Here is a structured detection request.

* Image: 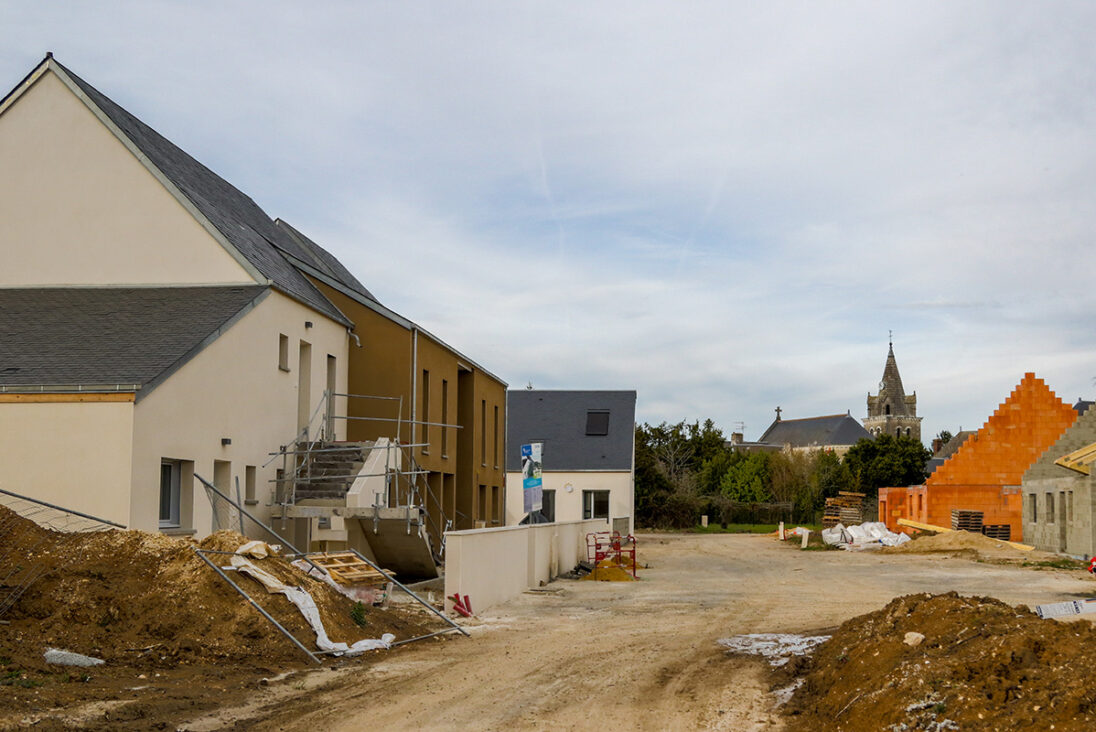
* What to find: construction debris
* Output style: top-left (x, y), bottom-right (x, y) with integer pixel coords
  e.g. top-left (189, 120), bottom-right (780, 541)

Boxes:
top-left (821, 522), bottom-right (910, 550)
top-left (897, 517), bottom-right (1033, 551)
top-left (43, 648), bottom-right (105, 667)
top-left (822, 491), bottom-right (865, 528)
top-left (0, 505), bottom-right (444, 670)
top-left (718, 633), bottom-right (830, 666)
top-left (786, 593), bottom-right (1096, 731)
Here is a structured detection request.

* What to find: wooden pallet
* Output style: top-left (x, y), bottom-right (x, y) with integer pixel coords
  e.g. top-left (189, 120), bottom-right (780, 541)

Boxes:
top-left (982, 524), bottom-right (1011, 541)
top-left (950, 509), bottom-right (984, 533)
top-left (310, 552), bottom-right (391, 586)
top-left (822, 492), bottom-right (865, 528)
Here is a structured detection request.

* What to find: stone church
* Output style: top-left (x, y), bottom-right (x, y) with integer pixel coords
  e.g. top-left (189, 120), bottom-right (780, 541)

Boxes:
top-left (863, 341), bottom-right (922, 441)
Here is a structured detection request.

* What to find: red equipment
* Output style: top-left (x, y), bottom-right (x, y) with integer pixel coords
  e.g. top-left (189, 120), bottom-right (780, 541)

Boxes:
top-left (585, 531), bottom-right (638, 579)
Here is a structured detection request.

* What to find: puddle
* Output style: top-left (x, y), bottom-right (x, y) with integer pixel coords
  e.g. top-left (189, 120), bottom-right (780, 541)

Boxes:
top-left (717, 633), bottom-right (830, 666)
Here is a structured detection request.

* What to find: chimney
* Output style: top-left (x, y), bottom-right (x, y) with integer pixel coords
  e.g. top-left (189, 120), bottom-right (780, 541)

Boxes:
top-left (730, 432), bottom-right (743, 445)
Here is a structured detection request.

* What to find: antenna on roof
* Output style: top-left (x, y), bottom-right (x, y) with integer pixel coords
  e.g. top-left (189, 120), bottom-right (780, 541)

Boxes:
top-left (526, 381), bottom-right (534, 390)
top-left (889, 329), bottom-right (893, 347)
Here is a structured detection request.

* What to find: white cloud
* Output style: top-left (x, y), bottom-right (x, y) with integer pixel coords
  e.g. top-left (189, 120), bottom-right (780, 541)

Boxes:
top-left (4, 1), bottom-right (1096, 441)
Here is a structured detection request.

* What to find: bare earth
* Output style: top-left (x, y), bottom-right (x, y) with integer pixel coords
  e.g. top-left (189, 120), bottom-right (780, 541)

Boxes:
top-left (179, 534), bottom-right (1096, 731)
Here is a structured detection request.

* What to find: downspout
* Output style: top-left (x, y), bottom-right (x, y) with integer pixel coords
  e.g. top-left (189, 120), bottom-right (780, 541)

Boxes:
top-left (410, 328), bottom-right (419, 449)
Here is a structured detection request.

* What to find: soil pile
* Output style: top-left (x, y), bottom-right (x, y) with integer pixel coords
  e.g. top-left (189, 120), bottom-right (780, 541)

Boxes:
top-left (0, 506), bottom-right (437, 670)
top-left (787, 592), bottom-right (1096, 731)
top-left (882, 530), bottom-right (1029, 560)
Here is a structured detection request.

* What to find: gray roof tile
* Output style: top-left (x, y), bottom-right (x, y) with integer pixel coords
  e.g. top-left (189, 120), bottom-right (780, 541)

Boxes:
top-left (0, 286), bottom-right (266, 392)
top-left (758, 413), bottom-right (871, 448)
top-left (506, 390), bottom-right (637, 472)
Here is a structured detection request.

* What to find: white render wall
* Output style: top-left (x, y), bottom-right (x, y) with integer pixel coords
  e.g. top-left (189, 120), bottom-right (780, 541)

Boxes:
top-left (0, 398), bottom-right (135, 526)
top-left (0, 70), bottom-right (255, 288)
top-left (131, 291), bottom-right (348, 535)
top-left (444, 519), bottom-right (607, 614)
top-left (505, 470), bottom-right (634, 534)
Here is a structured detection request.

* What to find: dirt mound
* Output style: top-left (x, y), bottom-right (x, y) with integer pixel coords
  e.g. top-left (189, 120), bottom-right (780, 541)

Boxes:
top-left (881, 530), bottom-right (1028, 559)
top-left (786, 592), bottom-right (1096, 731)
top-left (0, 507), bottom-right (438, 671)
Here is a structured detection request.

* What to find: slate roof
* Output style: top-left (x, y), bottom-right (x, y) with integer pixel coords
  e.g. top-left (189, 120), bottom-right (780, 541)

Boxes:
top-left (274, 219), bottom-right (378, 302)
top-left (758, 413), bottom-right (871, 449)
top-left (506, 390), bottom-right (637, 472)
top-left (1074, 400), bottom-right (1093, 416)
top-left (50, 59), bottom-right (350, 326)
top-left (0, 286), bottom-right (267, 395)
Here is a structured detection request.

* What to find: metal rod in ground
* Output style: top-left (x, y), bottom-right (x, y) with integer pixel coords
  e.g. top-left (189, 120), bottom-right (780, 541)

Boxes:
top-left (192, 548), bottom-right (321, 665)
top-left (345, 548), bottom-right (468, 637)
top-left (193, 473), bottom-right (323, 575)
top-left (389, 627), bottom-right (466, 647)
top-left (0, 487), bottom-right (126, 529)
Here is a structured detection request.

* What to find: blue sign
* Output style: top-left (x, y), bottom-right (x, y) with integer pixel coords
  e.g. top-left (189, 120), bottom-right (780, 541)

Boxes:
top-left (521, 442), bottom-right (543, 513)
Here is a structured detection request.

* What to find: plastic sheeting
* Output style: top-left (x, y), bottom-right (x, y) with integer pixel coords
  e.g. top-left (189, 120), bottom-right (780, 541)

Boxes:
top-left (229, 548), bottom-right (394, 656)
top-left (822, 522), bottom-right (910, 550)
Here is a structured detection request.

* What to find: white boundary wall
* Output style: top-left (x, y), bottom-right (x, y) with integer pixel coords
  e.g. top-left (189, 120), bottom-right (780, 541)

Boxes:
top-left (444, 518), bottom-right (608, 614)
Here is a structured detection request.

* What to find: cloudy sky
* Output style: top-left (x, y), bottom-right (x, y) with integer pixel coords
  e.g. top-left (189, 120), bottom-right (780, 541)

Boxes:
top-left (4, 2), bottom-right (1096, 444)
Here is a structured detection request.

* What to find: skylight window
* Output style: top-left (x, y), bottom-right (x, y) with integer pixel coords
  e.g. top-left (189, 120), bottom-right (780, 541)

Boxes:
top-left (586, 410), bottom-right (610, 436)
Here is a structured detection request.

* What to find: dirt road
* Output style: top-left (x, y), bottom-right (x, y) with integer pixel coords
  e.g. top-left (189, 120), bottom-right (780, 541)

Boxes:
top-left (184, 534), bottom-right (1095, 731)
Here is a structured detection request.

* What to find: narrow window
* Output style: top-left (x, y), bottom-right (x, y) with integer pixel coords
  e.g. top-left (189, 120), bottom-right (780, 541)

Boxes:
top-left (441, 379), bottom-right (449, 456)
top-left (421, 370), bottom-right (430, 452)
top-left (478, 484), bottom-right (487, 522)
top-left (583, 490), bottom-right (610, 520)
top-left (159, 460), bottom-right (181, 528)
top-left (1068, 491), bottom-right (1074, 522)
top-left (491, 486), bottom-right (500, 524)
top-left (885, 404), bottom-right (890, 415)
top-left (1030, 493), bottom-right (1038, 523)
top-left (278, 334), bottom-right (290, 371)
top-left (493, 405), bottom-right (499, 468)
top-left (481, 399), bottom-right (487, 465)
top-left (1046, 493), bottom-right (1055, 523)
top-left (586, 410), bottom-right (610, 436)
top-left (245, 465), bottom-right (257, 504)
top-left (541, 489), bottom-right (556, 522)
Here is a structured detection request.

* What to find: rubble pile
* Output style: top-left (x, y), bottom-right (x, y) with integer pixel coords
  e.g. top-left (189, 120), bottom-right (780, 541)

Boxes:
top-left (786, 593), bottom-right (1096, 731)
top-left (0, 506), bottom-right (436, 671)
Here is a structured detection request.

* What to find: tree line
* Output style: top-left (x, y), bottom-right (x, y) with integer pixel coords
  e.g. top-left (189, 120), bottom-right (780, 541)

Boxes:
top-left (635, 420), bottom-right (931, 528)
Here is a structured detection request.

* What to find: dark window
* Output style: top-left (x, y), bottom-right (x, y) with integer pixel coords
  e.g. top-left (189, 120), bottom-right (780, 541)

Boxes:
top-left (586, 410), bottom-right (610, 436)
top-left (583, 490), bottom-right (610, 519)
top-left (159, 460), bottom-right (180, 527)
top-left (541, 489), bottom-right (556, 522)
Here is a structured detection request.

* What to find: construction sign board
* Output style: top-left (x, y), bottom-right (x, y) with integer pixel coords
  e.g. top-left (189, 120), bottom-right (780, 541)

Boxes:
top-left (521, 442), bottom-right (543, 513)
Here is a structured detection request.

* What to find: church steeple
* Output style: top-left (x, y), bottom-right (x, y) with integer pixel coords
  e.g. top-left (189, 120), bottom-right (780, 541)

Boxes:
top-left (863, 337), bottom-right (922, 441)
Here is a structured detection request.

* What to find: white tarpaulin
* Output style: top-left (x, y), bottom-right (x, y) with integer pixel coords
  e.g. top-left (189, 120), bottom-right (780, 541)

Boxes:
top-left (229, 547), bottom-right (394, 655)
top-left (822, 522), bottom-right (910, 550)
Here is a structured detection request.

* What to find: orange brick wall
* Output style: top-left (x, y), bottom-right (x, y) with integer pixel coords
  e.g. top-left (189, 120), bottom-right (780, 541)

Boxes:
top-left (878, 373), bottom-right (1076, 541)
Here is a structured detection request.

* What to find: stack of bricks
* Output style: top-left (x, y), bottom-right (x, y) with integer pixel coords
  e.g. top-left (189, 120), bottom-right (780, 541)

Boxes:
top-left (879, 373), bottom-right (1077, 541)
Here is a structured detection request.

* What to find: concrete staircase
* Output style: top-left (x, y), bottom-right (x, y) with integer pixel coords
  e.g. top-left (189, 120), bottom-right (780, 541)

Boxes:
top-left (293, 441), bottom-right (371, 501)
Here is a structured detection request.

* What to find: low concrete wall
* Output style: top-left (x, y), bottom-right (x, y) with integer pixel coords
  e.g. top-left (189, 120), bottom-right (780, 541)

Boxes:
top-left (444, 518), bottom-right (607, 614)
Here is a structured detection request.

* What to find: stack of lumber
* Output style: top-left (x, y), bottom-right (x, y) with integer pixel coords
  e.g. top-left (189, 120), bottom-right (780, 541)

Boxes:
top-left (310, 552), bottom-right (391, 587)
top-left (822, 492), bottom-right (866, 528)
top-left (950, 509), bottom-right (984, 533)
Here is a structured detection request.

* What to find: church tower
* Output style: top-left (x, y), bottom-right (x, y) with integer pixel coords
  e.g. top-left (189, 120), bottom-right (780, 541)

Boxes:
top-left (863, 338), bottom-right (922, 441)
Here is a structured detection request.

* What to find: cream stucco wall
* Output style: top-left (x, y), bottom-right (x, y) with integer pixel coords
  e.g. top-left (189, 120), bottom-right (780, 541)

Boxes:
top-left (0, 398), bottom-right (134, 525)
top-left (0, 70), bottom-right (255, 287)
top-left (130, 291), bottom-right (348, 535)
top-left (505, 470), bottom-right (634, 534)
top-left (444, 519), bottom-right (607, 614)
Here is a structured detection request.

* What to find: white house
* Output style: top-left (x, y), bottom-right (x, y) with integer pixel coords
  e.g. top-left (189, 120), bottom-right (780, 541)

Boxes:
top-left (504, 390), bottom-right (636, 534)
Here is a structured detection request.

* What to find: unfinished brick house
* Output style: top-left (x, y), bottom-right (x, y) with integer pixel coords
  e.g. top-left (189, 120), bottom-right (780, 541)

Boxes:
top-left (879, 373), bottom-right (1077, 541)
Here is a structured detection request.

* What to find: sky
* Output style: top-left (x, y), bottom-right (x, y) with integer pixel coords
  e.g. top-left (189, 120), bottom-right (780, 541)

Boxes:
top-left (4, 1), bottom-right (1096, 445)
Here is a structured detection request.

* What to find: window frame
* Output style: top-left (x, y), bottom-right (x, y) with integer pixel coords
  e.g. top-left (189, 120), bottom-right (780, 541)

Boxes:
top-left (159, 459), bottom-right (181, 528)
top-left (585, 409), bottom-right (610, 436)
top-left (583, 489), bottom-right (610, 520)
